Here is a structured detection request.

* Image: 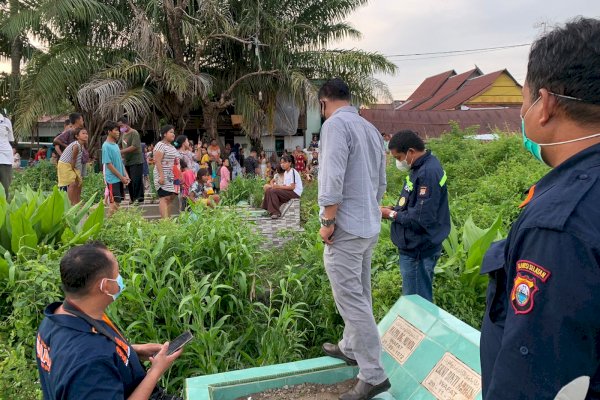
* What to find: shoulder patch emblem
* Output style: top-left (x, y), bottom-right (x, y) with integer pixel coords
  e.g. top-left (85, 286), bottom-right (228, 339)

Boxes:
top-left (418, 186), bottom-right (428, 197)
top-left (511, 274), bottom-right (539, 314)
top-left (399, 197), bottom-right (406, 207)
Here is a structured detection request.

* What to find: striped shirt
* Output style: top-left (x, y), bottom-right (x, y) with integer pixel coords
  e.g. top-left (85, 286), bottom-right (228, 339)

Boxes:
top-left (59, 141), bottom-right (83, 171)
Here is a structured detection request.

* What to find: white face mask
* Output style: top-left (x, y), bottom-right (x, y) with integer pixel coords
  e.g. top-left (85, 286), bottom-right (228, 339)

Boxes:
top-left (396, 159), bottom-right (409, 172)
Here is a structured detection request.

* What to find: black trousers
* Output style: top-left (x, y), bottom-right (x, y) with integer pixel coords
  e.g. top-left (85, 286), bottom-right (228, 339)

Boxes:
top-left (125, 163), bottom-right (145, 203)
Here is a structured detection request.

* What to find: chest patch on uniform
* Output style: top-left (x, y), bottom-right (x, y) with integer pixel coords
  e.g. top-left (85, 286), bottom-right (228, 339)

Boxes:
top-left (418, 186), bottom-right (428, 197)
top-left (399, 197), bottom-right (407, 207)
top-left (511, 274), bottom-right (539, 315)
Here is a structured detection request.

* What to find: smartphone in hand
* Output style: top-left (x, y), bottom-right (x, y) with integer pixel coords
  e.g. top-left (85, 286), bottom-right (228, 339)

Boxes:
top-left (154, 331), bottom-right (194, 357)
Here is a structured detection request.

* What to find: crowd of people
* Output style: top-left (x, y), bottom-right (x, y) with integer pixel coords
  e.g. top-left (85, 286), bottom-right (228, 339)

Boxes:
top-left (36, 110), bottom-right (320, 218)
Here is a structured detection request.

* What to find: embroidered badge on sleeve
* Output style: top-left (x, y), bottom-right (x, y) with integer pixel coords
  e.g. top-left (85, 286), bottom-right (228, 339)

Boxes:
top-left (418, 186), bottom-right (428, 197)
top-left (511, 260), bottom-right (552, 315)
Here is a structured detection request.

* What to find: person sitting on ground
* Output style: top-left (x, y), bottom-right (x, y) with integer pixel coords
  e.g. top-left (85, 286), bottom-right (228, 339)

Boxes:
top-left (57, 128), bottom-right (88, 205)
top-left (261, 155), bottom-right (303, 219)
top-left (189, 168), bottom-right (220, 207)
top-left (36, 242), bottom-right (183, 400)
top-left (102, 122), bottom-right (130, 216)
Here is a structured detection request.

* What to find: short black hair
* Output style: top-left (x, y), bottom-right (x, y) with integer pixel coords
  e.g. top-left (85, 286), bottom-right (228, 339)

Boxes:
top-left (117, 116), bottom-right (129, 124)
top-left (318, 78), bottom-right (351, 101)
top-left (103, 121), bottom-right (119, 134)
top-left (280, 154), bottom-right (293, 163)
top-left (64, 119), bottom-right (71, 126)
top-left (161, 124), bottom-right (175, 137)
top-left (180, 158), bottom-right (188, 169)
top-left (69, 112), bottom-right (82, 125)
top-left (389, 130), bottom-right (425, 153)
top-left (526, 17), bottom-right (600, 124)
top-left (60, 242), bottom-right (113, 296)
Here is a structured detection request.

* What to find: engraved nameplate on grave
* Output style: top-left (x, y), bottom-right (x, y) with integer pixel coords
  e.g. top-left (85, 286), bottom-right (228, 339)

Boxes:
top-left (422, 352), bottom-right (482, 400)
top-left (381, 316), bottom-right (426, 365)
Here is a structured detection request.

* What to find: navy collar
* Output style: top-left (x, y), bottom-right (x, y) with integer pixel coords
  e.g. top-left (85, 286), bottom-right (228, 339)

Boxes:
top-left (43, 301), bottom-right (97, 334)
top-left (410, 150), bottom-right (431, 170)
top-left (534, 142), bottom-right (600, 194)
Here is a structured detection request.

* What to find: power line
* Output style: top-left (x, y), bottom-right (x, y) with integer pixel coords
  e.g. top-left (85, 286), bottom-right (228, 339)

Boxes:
top-left (384, 43), bottom-right (531, 58)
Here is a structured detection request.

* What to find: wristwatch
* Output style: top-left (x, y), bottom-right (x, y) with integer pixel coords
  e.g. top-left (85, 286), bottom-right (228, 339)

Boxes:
top-left (389, 211), bottom-right (397, 220)
top-left (320, 217), bottom-right (336, 227)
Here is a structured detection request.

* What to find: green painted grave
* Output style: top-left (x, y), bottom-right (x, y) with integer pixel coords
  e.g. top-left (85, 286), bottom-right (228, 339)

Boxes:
top-left (185, 295), bottom-right (482, 400)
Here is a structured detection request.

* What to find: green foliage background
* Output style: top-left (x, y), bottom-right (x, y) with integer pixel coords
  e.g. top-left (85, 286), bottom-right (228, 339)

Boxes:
top-left (0, 127), bottom-right (548, 398)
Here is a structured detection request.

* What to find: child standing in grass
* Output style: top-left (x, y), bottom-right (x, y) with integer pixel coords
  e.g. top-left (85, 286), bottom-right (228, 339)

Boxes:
top-left (219, 158), bottom-right (231, 191)
top-left (57, 127), bottom-right (88, 205)
top-left (179, 158), bottom-right (196, 210)
top-left (102, 121), bottom-right (130, 216)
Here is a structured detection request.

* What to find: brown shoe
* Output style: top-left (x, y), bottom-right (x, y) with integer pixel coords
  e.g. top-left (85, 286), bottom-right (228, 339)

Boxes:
top-left (322, 343), bottom-right (357, 366)
top-left (339, 379), bottom-right (391, 400)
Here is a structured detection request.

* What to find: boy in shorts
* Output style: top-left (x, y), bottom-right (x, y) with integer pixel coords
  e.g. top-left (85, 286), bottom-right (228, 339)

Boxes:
top-left (102, 121), bottom-right (130, 216)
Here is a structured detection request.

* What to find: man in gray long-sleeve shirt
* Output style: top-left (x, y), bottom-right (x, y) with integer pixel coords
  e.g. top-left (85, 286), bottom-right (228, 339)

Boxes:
top-left (317, 79), bottom-right (390, 400)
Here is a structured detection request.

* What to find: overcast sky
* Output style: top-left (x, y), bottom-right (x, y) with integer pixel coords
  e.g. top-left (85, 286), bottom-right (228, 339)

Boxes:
top-left (335, 0), bottom-right (600, 101)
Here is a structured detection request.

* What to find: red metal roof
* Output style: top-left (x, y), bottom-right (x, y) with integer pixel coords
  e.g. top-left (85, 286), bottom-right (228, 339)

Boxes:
top-left (432, 70), bottom-right (506, 110)
top-left (360, 108), bottom-right (521, 139)
top-left (413, 68), bottom-right (482, 110)
top-left (398, 70), bottom-right (456, 110)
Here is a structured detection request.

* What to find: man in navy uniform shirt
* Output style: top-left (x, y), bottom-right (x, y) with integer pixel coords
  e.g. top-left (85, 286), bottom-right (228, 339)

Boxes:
top-left (381, 130), bottom-right (450, 302)
top-left (36, 242), bottom-right (182, 399)
top-left (480, 18), bottom-right (600, 399)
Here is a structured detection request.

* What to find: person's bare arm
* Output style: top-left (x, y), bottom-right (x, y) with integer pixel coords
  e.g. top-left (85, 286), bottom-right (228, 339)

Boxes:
top-left (154, 151), bottom-right (165, 183)
top-left (127, 343), bottom-right (182, 400)
top-left (70, 146), bottom-right (79, 169)
top-left (106, 163), bottom-right (129, 184)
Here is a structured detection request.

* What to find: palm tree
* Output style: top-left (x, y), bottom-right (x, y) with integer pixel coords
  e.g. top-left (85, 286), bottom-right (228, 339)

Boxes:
top-left (200, 0), bottom-right (396, 148)
top-left (4, 0), bottom-right (130, 147)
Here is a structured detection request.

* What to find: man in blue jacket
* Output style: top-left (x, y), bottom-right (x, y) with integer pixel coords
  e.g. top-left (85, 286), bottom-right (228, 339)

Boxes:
top-left (381, 130), bottom-right (450, 302)
top-left (480, 18), bottom-right (600, 399)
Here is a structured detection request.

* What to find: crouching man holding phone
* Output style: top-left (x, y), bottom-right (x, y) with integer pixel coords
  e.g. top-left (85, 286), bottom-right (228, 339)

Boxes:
top-left (36, 242), bottom-right (185, 400)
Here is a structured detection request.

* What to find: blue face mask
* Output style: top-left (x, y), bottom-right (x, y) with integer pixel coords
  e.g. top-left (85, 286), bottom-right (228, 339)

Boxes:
top-left (102, 274), bottom-right (126, 301)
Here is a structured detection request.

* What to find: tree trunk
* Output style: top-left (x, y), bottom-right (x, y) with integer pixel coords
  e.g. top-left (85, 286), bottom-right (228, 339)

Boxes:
top-left (202, 103), bottom-right (219, 141)
top-left (248, 125), bottom-right (263, 153)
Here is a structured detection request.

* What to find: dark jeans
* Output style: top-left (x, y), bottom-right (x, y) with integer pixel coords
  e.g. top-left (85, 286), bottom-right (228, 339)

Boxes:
top-left (0, 164), bottom-right (12, 198)
top-left (399, 250), bottom-right (442, 302)
top-left (125, 163), bottom-right (144, 203)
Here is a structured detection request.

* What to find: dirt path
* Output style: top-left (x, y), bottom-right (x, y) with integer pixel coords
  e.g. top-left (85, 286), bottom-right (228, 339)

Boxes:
top-left (236, 378), bottom-right (357, 400)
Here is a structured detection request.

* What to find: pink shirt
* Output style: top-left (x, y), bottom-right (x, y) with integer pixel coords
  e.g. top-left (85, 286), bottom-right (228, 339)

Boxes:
top-left (181, 169), bottom-right (196, 197)
top-left (220, 166), bottom-right (231, 190)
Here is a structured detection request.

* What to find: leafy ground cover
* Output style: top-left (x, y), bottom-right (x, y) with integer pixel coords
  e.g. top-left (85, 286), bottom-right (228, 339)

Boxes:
top-left (0, 127), bottom-right (548, 398)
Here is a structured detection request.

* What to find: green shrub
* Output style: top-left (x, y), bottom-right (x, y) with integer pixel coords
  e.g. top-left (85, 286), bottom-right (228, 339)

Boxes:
top-left (10, 161), bottom-right (57, 193)
top-left (220, 176), bottom-right (266, 208)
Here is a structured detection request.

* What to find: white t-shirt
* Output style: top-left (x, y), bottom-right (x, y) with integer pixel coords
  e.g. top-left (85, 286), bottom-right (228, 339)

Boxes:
top-left (283, 168), bottom-right (303, 197)
top-left (0, 115), bottom-right (14, 165)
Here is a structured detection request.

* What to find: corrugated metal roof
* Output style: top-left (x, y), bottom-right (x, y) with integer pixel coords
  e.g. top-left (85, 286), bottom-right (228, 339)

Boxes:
top-left (432, 70), bottom-right (506, 110)
top-left (360, 108), bottom-right (521, 138)
top-left (414, 68), bottom-right (482, 110)
top-left (398, 70), bottom-right (456, 110)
